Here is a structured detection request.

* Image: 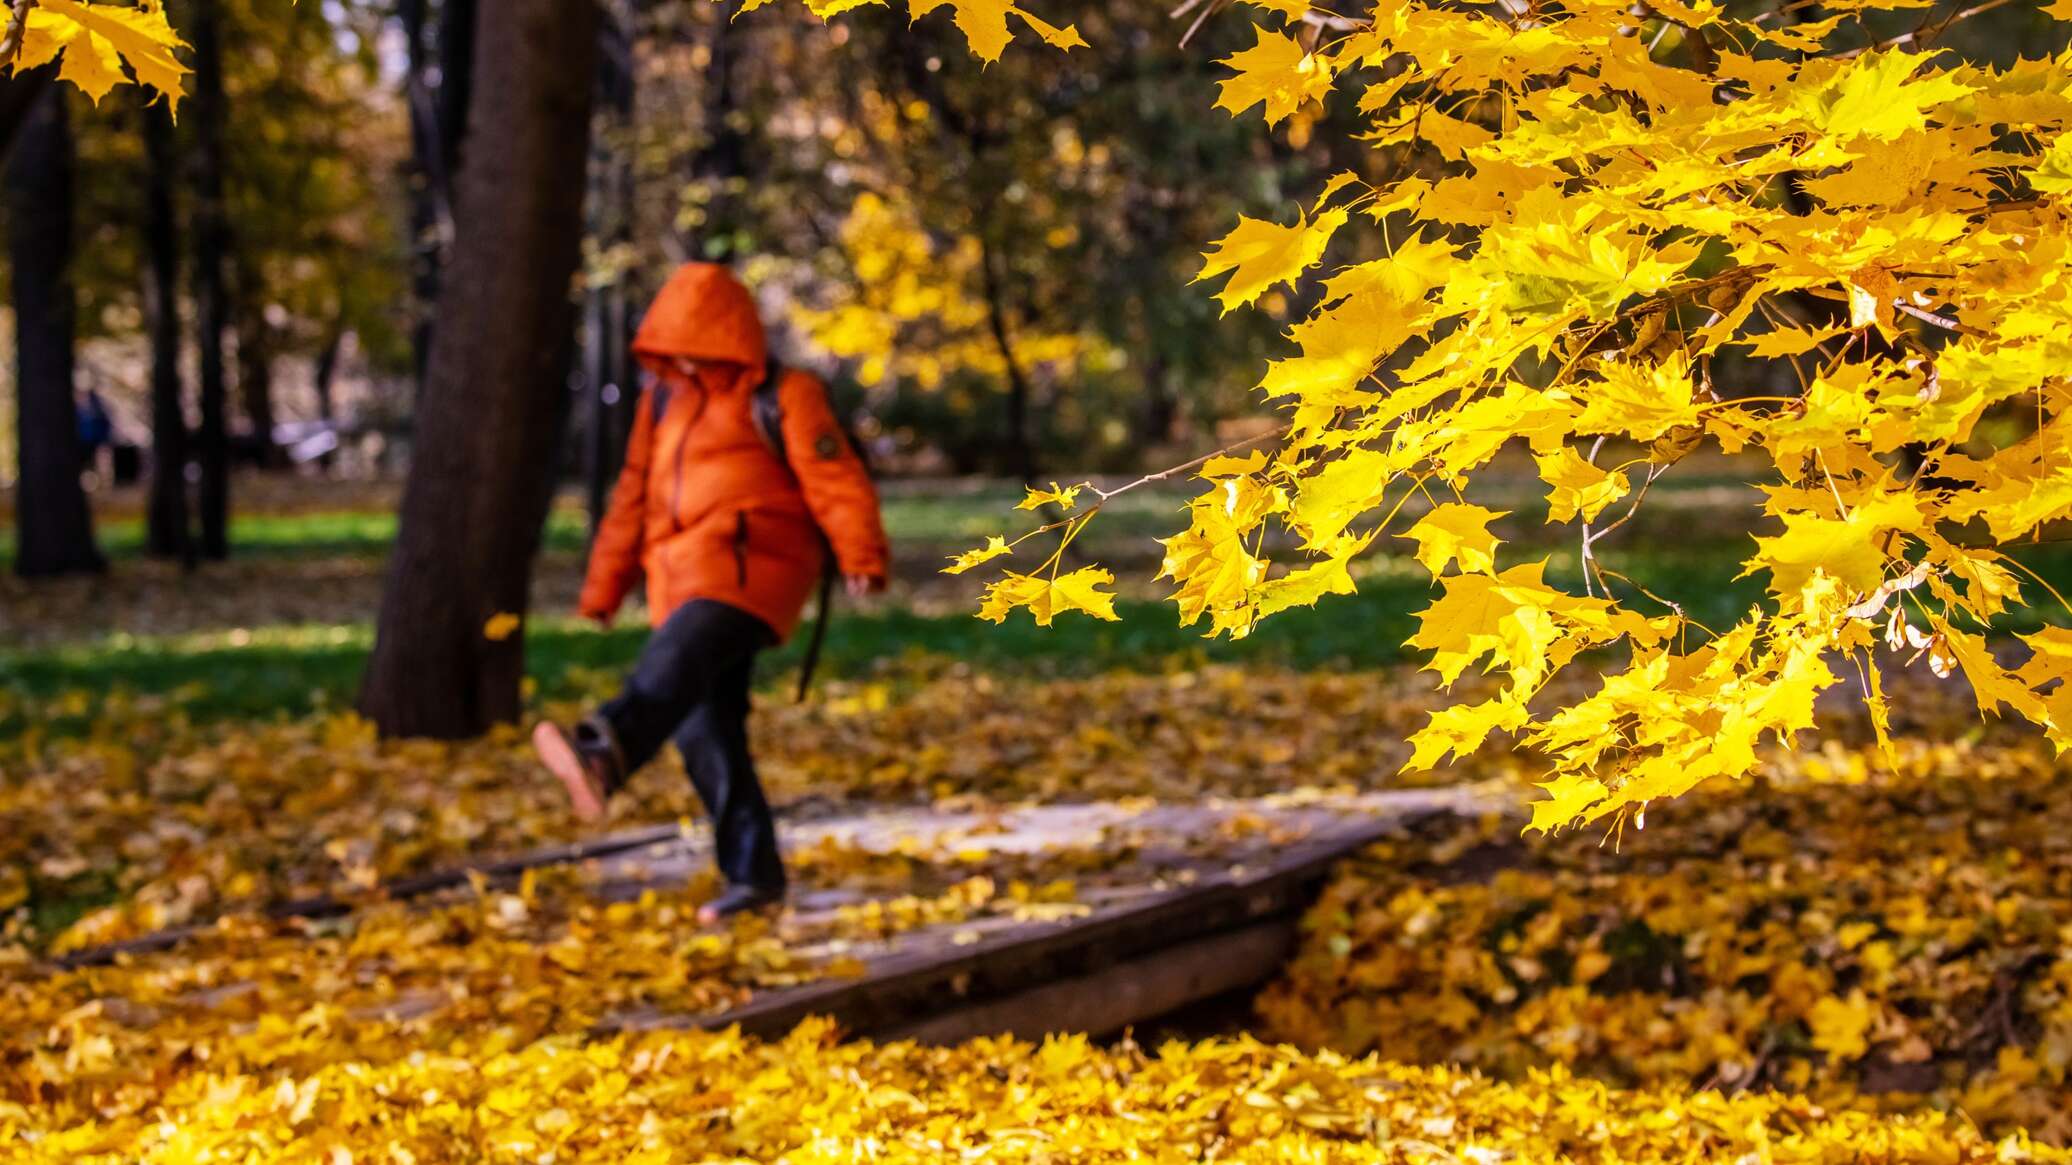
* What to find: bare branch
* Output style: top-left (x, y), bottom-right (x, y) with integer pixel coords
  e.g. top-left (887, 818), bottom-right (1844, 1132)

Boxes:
top-left (1, 0), bottom-right (39, 69)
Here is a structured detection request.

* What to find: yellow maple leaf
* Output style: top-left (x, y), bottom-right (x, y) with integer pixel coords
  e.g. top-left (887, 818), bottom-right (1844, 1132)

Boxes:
top-left (1749, 494), bottom-right (1923, 599)
top-left (1251, 554), bottom-right (1360, 622)
top-left (977, 566), bottom-right (1120, 626)
top-left (943, 536), bottom-right (1013, 576)
top-left (1197, 208), bottom-right (1348, 314)
top-left (1214, 25), bottom-right (1335, 127)
top-left (1791, 50), bottom-right (1975, 145)
top-left (1288, 448), bottom-right (1393, 551)
top-left (1017, 482), bottom-right (1084, 512)
top-left (1400, 503), bottom-right (1506, 577)
top-left (907, 0), bottom-right (1084, 64)
top-left (1808, 990), bottom-right (1874, 1062)
top-left (20, 0), bottom-right (190, 114)
top-left (483, 613), bottom-right (522, 642)
top-left (1536, 447), bottom-right (1630, 523)
top-left (1525, 771), bottom-right (1609, 833)
top-left (1405, 696), bottom-right (1527, 771)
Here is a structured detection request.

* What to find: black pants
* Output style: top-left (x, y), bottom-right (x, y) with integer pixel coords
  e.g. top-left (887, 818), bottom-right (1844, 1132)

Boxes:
top-left (599, 599), bottom-right (784, 890)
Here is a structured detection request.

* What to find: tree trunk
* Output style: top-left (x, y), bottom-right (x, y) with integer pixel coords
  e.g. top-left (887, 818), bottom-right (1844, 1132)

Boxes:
top-left (313, 328), bottom-right (343, 473)
top-left (191, 0), bottom-right (232, 559)
top-left (0, 65), bottom-right (53, 164)
top-left (437, 0), bottom-right (476, 177)
top-left (692, 0), bottom-right (746, 256)
top-left (143, 98), bottom-right (193, 565)
top-left (7, 81), bottom-right (103, 579)
top-left (235, 293), bottom-right (282, 468)
top-left (978, 232), bottom-right (1037, 482)
top-left (584, 4), bottom-right (636, 532)
top-left (401, 0), bottom-right (477, 388)
top-left (358, 0), bottom-right (602, 739)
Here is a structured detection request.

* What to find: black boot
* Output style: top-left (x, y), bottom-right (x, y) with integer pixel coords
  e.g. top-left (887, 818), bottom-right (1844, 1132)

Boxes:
top-left (698, 882), bottom-right (785, 925)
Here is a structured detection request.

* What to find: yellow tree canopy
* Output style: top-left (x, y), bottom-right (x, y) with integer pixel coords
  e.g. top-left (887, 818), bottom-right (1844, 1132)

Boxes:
top-left (913, 0), bottom-right (2072, 833)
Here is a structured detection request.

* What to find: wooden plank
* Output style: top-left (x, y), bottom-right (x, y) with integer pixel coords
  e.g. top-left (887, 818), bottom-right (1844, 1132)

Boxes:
top-left (615, 808), bottom-right (1442, 1040)
top-left (52, 824), bottom-right (685, 970)
top-left (872, 920), bottom-right (1297, 1044)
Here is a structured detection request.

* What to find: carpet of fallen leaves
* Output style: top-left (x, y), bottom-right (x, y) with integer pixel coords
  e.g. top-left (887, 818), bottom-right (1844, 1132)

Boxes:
top-left (2, 664), bottom-right (1482, 954)
top-left (11, 613), bottom-right (2072, 1156)
top-left (15, 1018), bottom-right (2061, 1164)
top-left (1263, 730), bottom-right (2072, 1142)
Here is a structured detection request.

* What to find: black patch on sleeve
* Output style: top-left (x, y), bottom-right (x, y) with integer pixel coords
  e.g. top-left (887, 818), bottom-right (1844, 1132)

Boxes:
top-left (814, 432), bottom-right (843, 460)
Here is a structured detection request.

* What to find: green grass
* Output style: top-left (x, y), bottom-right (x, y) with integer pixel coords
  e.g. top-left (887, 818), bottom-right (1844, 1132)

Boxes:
top-left (18, 469), bottom-right (1765, 565)
top-left (7, 474), bottom-right (2072, 737)
top-left (7, 537), bottom-right (2071, 738)
top-left (21, 508), bottom-right (597, 565)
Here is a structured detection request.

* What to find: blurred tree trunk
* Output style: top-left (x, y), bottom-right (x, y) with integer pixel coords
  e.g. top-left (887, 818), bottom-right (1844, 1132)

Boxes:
top-left (313, 327), bottom-right (343, 474)
top-left (143, 98), bottom-right (193, 565)
top-left (978, 233), bottom-right (1037, 482)
top-left (6, 82), bottom-right (103, 579)
top-left (235, 287), bottom-right (283, 469)
top-left (584, 4), bottom-right (636, 532)
top-left (191, 0), bottom-right (232, 559)
top-left (400, 0), bottom-right (476, 387)
top-left (692, 0), bottom-right (745, 255)
top-left (359, 0), bottom-right (602, 739)
top-left (0, 67), bottom-right (52, 163)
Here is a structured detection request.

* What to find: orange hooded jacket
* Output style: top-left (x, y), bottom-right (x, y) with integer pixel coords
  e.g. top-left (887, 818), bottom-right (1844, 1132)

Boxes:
top-left (578, 264), bottom-right (889, 642)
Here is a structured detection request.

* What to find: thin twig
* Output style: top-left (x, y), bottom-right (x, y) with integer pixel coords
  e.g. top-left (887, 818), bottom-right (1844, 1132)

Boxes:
top-left (1089, 425), bottom-right (1291, 502)
top-left (1895, 300), bottom-right (1989, 339)
top-left (1, 0), bottom-right (38, 69)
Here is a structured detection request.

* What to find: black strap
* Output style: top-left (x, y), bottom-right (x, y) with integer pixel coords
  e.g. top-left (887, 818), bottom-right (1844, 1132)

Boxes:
top-left (649, 379), bottom-right (672, 429)
top-left (751, 359), bottom-right (786, 461)
top-left (752, 360), bottom-right (835, 704)
top-left (796, 564), bottom-right (835, 703)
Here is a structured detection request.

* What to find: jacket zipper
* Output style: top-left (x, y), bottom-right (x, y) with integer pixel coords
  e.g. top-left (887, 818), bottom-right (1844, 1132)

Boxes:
top-left (733, 511), bottom-right (749, 587)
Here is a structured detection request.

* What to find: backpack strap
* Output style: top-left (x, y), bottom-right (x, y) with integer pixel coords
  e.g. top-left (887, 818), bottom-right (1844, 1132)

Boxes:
top-left (751, 359), bottom-right (787, 465)
top-left (748, 358), bottom-right (840, 703)
top-left (648, 378), bottom-right (672, 429)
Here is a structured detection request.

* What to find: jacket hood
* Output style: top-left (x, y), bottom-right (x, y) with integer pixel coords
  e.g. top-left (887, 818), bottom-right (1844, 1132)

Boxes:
top-left (632, 263), bottom-right (767, 373)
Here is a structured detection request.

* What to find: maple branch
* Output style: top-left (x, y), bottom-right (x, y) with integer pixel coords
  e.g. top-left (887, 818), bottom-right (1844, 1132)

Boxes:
top-left (0, 0), bottom-right (38, 69)
top-left (1868, 0), bottom-right (2017, 54)
top-left (1088, 424), bottom-right (1291, 503)
top-left (1894, 300), bottom-right (1989, 339)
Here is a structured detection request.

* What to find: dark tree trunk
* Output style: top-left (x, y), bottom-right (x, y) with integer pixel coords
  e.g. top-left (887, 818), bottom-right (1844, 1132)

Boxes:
top-left (235, 295), bottom-right (283, 468)
top-left (7, 82), bottom-right (103, 579)
top-left (191, 0), bottom-right (232, 559)
top-left (692, 0), bottom-right (746, 256)
top-left (437, 0), bottom-right (476, 176)
top-left (400, 0), bottom-right (477, 388)
top-left (358, 0), bottom-right (602, 739)
top-left (584, 5), bottom-right (636, 532)
top-left (0, 66), bottom-right (53, 164)
top-left (143, 98), bottom-right (193, 565)
top-left (978, 233), bottom-right (1037, 482)
top-left (313, 328), bottom-right (343, 473)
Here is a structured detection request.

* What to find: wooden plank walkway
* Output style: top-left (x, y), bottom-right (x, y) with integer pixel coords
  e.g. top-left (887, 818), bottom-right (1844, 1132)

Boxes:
top-left (597, 785), bottom-right (1502, 1040)
top-left (51, 784), bottom-right (1506, 1041)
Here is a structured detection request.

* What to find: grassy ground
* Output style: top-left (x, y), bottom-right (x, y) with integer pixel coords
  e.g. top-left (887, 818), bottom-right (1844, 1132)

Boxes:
top-left (5, 468), bottom-right (2072, 734)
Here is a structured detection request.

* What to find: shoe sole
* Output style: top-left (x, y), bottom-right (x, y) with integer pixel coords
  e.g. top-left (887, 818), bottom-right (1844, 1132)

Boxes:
top-left (533, 722), bottom-right (607, 823)
top-left (698, 895), bottom-right (786, 927)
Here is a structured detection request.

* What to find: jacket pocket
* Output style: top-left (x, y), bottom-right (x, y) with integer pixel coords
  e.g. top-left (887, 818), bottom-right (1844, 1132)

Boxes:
top-left (733, 511), bottom-right (749, 588)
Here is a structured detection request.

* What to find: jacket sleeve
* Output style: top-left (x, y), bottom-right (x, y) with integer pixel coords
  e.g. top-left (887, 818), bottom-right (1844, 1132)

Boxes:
top-left (780, 371), bottom-right (890, 580)
top-left (577, 388), bottom-right (658, 618)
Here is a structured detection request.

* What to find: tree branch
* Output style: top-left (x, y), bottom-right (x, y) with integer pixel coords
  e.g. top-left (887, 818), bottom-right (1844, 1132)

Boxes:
top-left (1, 0), bottom-right (38, 69)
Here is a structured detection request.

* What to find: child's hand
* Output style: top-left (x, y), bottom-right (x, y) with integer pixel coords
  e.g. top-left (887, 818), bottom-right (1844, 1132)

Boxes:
top-left (845, 574), bottom-right (887, 599)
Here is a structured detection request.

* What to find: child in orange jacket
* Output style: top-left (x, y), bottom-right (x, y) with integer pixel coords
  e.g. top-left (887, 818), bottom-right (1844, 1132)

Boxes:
top-left (535, 263), bottom-right (888, 923)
